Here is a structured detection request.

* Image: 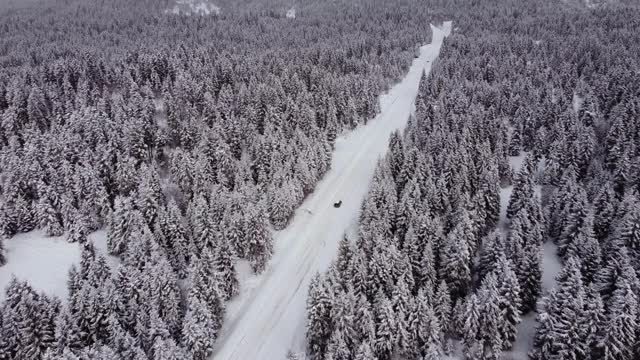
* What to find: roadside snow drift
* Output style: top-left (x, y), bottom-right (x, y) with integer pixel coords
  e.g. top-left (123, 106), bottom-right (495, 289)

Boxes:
top-left (212, 21), bottom-right (452, 360)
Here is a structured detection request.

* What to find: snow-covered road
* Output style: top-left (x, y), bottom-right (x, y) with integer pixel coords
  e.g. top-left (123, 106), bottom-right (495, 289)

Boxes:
top-left (212, 22), bottom-right (451, 360)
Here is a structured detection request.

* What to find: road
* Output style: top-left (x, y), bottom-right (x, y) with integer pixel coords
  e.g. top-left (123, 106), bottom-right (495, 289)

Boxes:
top-left (212, 21), bottom-right (452, 360)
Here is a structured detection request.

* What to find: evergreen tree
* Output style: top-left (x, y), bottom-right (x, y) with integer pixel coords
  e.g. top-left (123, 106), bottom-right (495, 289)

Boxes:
top-left (214, 236), bottom-right (239, 300)
top-left (182, 296), bottom-right (217, 360)
top-left (0, 236), bottom-right (6, 266)
top-left (495, 256), bottom-right (521, 350)
top-left (439, 232), bottom-right (471, 299)
top-left (245, 200), bottom-right (273, 273)
top-left (37, 196), bottom-right (64, 237)
top-left (306, 274), bottom-right (332, 359)
top-left (374, 296), bottom-right (396, 359)
top-left (596, 279), bottom-right (637, 360)
top-left (354, 340), bottom-right (377, 360)
top-left (107, 196), bottom-right (136, 255)
top-left (506, 157), bottom-right (535, 220)
top-left (477, 231), bottom-right (504, 283)
top-left (532, 258), bottom-right (589, 360)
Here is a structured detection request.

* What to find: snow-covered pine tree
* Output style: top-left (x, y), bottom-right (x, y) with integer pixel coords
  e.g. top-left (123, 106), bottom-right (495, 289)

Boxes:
top-left (374, 295), bottom-right (396, 359)
top-left (477, 273), bottom-right (503, 360)
top-left (495, 256), bottom-right (521, 350)
top-left (595, 279), bottom-right (637, 360)
top-left (506, 156), bottom-right (535, 220)
top-left (136, 164), bottom-right (164, 227)
top-left (108, 315), bottom-right (147, 360)
top-left (477, 231), bottom-right (504, 283)
top-left (336, 235), bottom-right (353, 284)
top-left (107, 196), bottom-right (135, 255)
top-left (439, 231), bottom-right (471, 299)
top-left (531, 257), bottom-right (590, 360)
top-left (354, 294), bottom-right (376, 349)
top-left (245, 200), bottom-right (273, 273)
top-left (213, 235), bottom-right (239, 300)
top-left (0, 236), bottom-right (6, 266)
top-left (354, 340), bottom-right (377, 360)
top-left (182, 296), bottom-right (217, 360)
top-left (306, 273), bottom-right (333, 360)
top-left (37, 195), bottom-right (64, 237)
top-left (566, 208), bottom-right (601, 283)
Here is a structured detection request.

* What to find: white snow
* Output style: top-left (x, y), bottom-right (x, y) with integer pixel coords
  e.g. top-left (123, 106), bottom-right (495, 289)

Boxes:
top-left (286, 7), bottom-right (296, 19)
top-left (0, 231), bottom-right (80, 302)
top-left (540, 241), bottom-right (561, 291)
top-left (165, 0), bottom-right (220, 16)
top-left (506, 312), bottom-right (537, 359)
top-left (211, 21), bottom-right (452, 360)
top-left (572, 93), bottom-right (584, 114)
top-left (0, 230), bottom-right (118, 303)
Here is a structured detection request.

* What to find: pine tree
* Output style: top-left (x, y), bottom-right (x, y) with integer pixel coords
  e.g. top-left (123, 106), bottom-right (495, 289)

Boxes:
top-left (188, 195), bottom-right (214, 254)
top-left (152, 337), bottom-right (189, 360)
top-left (584, 285), bottom-right (605, 356)
top-left (107, 196), bottom-right (135, 255)
top-left (413, 289), bottom-right (442, 357)
top-left (477, 273), bottom-right (503, 360)
top-left (214, 236), bottom-right (239, 300)
top-left (532, 258), bottom-right (589, 360)
top-left (477, 231), bottom-right (504, 283)
top-left (331, 288), bottom-right (357, 349)
top-left (108, 316), bottom-right (147, 360)
top-left (307, 274), bottom-right (333, 360)
top-left (619, 202), bottom-right (640, 271)
top-left (354, 294), bottom-right (376, 347)
top-left (37, 196), bottom-right (64, 237)
top-left (245, 200), bottom-right (273, 273)
top-left (495, 256), bottom-right (521, 350)
top-left (354, 340), bottom-right (377, 360)
top-left (433, 281), bottom-right (451, 336)
top-left (439, 232), bottom-right (471, 299)
top-left (0, 236), bottom-right (6, 266)
top-left (157, 200), bottom-right (189, 277)
top-left (188, 253), bottom-right (225, 332)
top-left (136, 164), bottom-right (164, 227)
top-left (593, 184), bottom-right (617, 240)
top-left (325, 329), bottom-right (351, 360)
top-left (374, 296), bottom-right (396, 359)
top-left (336, 235), bottom-right (352, 285)
top-left (391, 279), bottom-right (412, 356)
top-left (478, 165), bottom-right (501, 233)
top-left (566, 208), bottom-right (601, 283)
top-left (506, 156), bottom-right (535, 220)
top-left (182, 296), bottom-right (217, 360)
top-left (417, 240), bottom-right (437, 291)
top-left (461, 294), bottom-right (481, 359)
top-left (596, 279), bottom-right (637, 360)
top-left (350, 249), bottom-right (369, 299)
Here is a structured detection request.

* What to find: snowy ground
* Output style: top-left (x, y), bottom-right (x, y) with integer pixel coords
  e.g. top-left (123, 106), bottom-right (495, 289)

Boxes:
top-left (0, 230), bottom-right (116, 302)
top-left (211, 22), bottom-right (452, 360)
top-left (165, 0), bottom-right (220, 16)
top-left (500, 151), bottom-right (561, 359)
top-left (0, 232), bottom-right (79, 302)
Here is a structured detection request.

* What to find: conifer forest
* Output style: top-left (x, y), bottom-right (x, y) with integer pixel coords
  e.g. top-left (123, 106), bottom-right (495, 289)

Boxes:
top-left (0, 0), bottom-right (639, 359)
